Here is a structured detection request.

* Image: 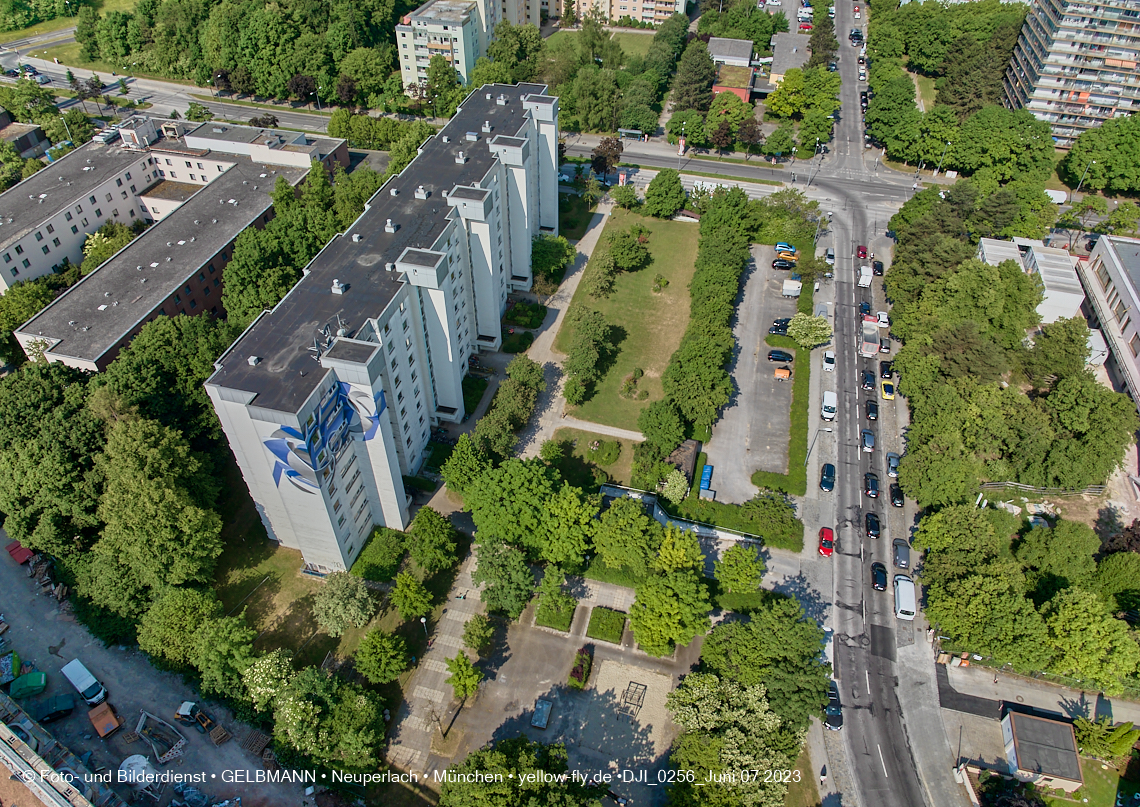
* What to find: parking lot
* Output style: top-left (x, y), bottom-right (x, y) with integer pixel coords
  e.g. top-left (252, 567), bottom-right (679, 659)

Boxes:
top-left (703, 244), bottom-right (799, 504)
top-left (0, 532), bottom-right (305, 806)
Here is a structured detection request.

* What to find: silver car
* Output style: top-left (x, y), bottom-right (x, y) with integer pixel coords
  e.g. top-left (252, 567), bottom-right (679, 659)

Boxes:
top-left (861, 429), bottom-right (875, 453)
top-left (887, 452), bottom-right (900, 478)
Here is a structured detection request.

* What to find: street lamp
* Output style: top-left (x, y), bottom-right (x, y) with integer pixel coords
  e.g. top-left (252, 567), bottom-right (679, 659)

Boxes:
top-left (315, 86), bottom-right (322, 112)
top-left (804, 427), bottom-right (833, 467)
top-left (676, 120), bottom-right (685, 170)
top-left (420, 616), bottom-right (428, 640)
top-left (1072, 159), bottom-right (1095, 203)
top-left (935, 141), bottom-right (951, 176)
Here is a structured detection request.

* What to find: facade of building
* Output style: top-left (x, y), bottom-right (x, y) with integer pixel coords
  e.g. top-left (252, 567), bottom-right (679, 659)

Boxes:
top-left (1076, 235), bottom-right (1140, 410)
top-left (0, 108), bottom-right (48, 160)
top-left (977, 237), bottom-right (1085, 324)
top-left (397, 0), bottom-right (486, 90)
top-left (565, 0), bottom-right (684, 27)
top-left (770, 32), bottom-right (812, 84)
top-left (708, 37), bottom-right (754, 68)
top-left (205, 84), bottom-right (559, 576)
top-left (1004, 0), bottom-right (1140, 148)
top-left (12, 118), bottom-right (347, 371)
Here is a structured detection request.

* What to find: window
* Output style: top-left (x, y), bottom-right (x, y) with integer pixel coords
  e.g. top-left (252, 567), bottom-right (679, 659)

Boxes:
top-left (197, 162), bottom-right (204, 170)
top-left (1131, 334), bottom-right (1140, 357)
top-left (333, 499), bottom-right (342, 513)
top-left (170, 172), bottom-right (176, 178)
top-left (41, 246), bottom-right (49, 255)
top-left (113, 209), bottom-right (119, 217)
top-left (207, 264), bottom-right (215, 274)
top-left (21, 259), bottom-right (29, 269)
top-left (165, 159), bottom-right (171, 166)
top-left (189, 174), bottom-right (196, 181)
top-left (189, 299), bottom-right (197, 309)
top-left (130, 185), bottom-right (136, 193)
top-left (217, 165), bottom-right (224, 172)
top-left (45, 224), bottom-right (54, 234)
top-left (184, 161), bottom-right (192, 168)
top-left (120, 191), bottom-right (127, 200)
top-left (126, 171), bottom-right (131, 180)
top-left (71, 225), bottom-right (77, 234)
top-left (213, 278), bottom-right (220, 287)
top-left (82, 218), bottom-right (88, 227)
top-left (9, 268), bottom-right (16, 278)
top-left (34, 232), bottom-right (43, 242)
top-left (129, 210), bottom-right (135, 218)
top-left (89, 196), bottom-right (96, 204)
top-left (203, 286), bottom-right (210, 296)
top-left (95, 208), bottom-right (102, 217)
top-left (52, 238), bottom-right (59, 247)
top-left (199, 273), bottom-right (206, 282)
top-left (1, 253), bottom-right (8, 263)
top-left (1115, 299), bottom-right (1128, 323)
top-left (174, 295), bottom-right (181, 304)
top-left (1096, 261), bottom-right (1112, 290)
top-left (152, 207), bottom-right (159, 213)
top-left (65, 212), bottom-right (72, 222)
top-left (116, 179), bottom-right (123, 187)
top-left (337, 514), bottom-right (346, 528)
top-left (105, 193), bottom-right (112, 202)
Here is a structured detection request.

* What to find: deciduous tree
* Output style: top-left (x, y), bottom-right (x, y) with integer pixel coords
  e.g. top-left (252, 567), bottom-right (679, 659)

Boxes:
top-left (643, 168), bottom-right (686, 218)
top-left (594, 496), bottom-right (663, 578)
top-left (629, 570), bottom-right (711, 656)
top-left (446, 652), bottom-right (483, 700)
top-left (355, 629), bottom-right (409, 684)
top-left (714, 544), bottom-right (766, 594)
top-left (408, 507), bottom-right (459, 573)
top-left (472, 537), bottom-right (534, 619)
top-left (313, 571), bottom-right (377, 635)
top-left (389, 571), bottom-right (432, 622)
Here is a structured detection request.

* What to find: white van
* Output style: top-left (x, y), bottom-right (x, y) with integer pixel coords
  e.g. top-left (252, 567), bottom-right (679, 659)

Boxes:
top-left (821, 390), bottom-right (837, 421)
top-left (61, 659), bottom-right (106, 706)
top-left (893, 575), bottom-right (916, 621)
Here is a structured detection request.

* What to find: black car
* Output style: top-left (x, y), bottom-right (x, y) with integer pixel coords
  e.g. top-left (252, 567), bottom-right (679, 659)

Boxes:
top-left (772, 259), bottom-right (796, 270)
top-left (866, 400), bottom-right (878, 420)
top-left (861, 370), bottom-right (875, 391)
top-left (827, 61), bottom-right (838, 72)
top-left (865, 511), bottom-right (880, 538)
top-left (768, 350), bottom-right (794, 362)
top-left (820, 463), bottom-right (836, 492)
top-left (825, 681), bottom-right (843, 730)
top-left (28, 694), bottom-right (75, 724)
top-left (889, 483), bottom-right (904, 507)
top-left (2, 69), bottom-right (17, 78)
top-left (769, 325), bottom-right (788, 336)
top-left (871, 561), bottom-right (887, 591)
top-left (872, 260), bottom-right (884, 276)
top-left (858, 301), bottom-right (871, 317)
top-left (864, 472), bottom-right (880, 498)
top-left (880, 361), bottom-right (893, 379)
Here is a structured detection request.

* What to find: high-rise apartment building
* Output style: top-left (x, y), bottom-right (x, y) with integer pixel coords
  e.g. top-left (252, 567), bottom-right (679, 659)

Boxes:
top-left (397, 0), bottom-right (490, 90)
top-left (1004, 0), bottom-right (1140, 148)
top-left (206, 84), bottom-right (559, 575)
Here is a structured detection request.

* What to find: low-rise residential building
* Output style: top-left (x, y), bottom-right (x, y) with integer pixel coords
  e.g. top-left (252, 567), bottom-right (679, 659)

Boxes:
top-left (565, 0), bottom-right (684, 27)
top-left (0, 108), bottom-right (48, 160)
top-left (708, 37), bottom-right (754, 68)
top-left (1077, 235), bottom-right (1140, 409)
top-left (398, 0), bottom-right (486, 89)
top-left (12, 118), bottom-right (347, 370)
top-left (977, 237), bottom-right (1085, 324)
top-left (1001, 709), bottom-right (1083, 793)
top-left (770, 32), bottom-right (811, 85)
top-left (205, 84), bottom-right (559, 575)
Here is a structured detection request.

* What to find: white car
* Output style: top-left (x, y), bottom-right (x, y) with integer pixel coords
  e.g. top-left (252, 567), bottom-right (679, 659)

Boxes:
top-left (828, 4), bottom-right (835, 16)
top-left (823, 350), bottom-right (835, 371)
top-left (558, 173), bottom-right (573, 182)
top-left (876, 312), bottom-right (890, 328)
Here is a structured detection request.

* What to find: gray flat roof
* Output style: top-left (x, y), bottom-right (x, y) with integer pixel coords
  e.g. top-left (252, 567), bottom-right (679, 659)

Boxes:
top-left (409, 0), bottom-right (476, 22)
top-left (708, 37), bottom-right (753, 61)
top-left (1008, 712), bottom-right (1082, 783)
top-left (325, 340), bottom-right (379, 363)
top-left (0, 140), bottom-right (143, 252)
top-left (20, 159), bottom-right (307, 364)
top-left (208, 83), bottom-right (550, 415)
top-left (771, 32), bottom-right (812, 76)
top-left (1107, 236), bottom-right (1140, 300)
top-left (1032, 246), bottom-right (1083, 296)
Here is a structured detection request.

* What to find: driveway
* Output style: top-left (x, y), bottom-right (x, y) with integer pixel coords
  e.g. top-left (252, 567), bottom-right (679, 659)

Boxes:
top-left (704, 244), bottom-right (799, 504)
top-left (0, 530), bottom-right (305, 806)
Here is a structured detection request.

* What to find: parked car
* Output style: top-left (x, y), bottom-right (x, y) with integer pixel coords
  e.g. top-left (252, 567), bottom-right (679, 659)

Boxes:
top-left (861, 370), bottom-right (875, 391)
top-left (864, 472), bottom-right (879, 498)
top-left (772, 259), bottom-right (796, 270)
top-left (893, 539), bottom-right (911, 569)
top-left (28, 695), bottom-right (76, 724)
top-left (887, 452), bottom-right (900, 478)
top-left (876, 311), bottom-right (890, 328)
top-left (880, 360), bottom-right (893, 379)
top-left (881, 380), bottom-right (895, 400)
top-left (768, 350), bottom-right (794, 362)
top-left (823, 351), bottom-right (835, 371)
top-left (857, 245), bottom-right (868, 259)
top-left (827, 61), bottom-right (838, 72)
top-left (557, 173), bottom-right (573, 182)
top-left (889, 483), bottom-right (904, 507)
top-left (826, 681), bottom-right (843, 730)
top-left (818, 527), bottom-right (835, 557)
top-left (872, 260), bottom-right (884, 276)
top-left (825, 247), bottom-right (835, 265)
top-left (769, 323), bottom-right (789, 336)
top-left (861, 428), bottom-right (875, 452)
top-left (853, 5), bottom-right (861, 17)
top-left (871, 561), bottom-right (888, 591)
top-left (859, 301), bottom-right (871, 318)
top-left (880, 337), bottom-right (892, 354)
top-left (866, 400), bottom-right (878, 420)
top-left (820, 463), bottom-right (836, 492)
top-left (866, 511), bottom-right (880, 538)
top-left (799, 22), bottom-right (813, 29)
top-left (775, 242), bottom-right (796, 253)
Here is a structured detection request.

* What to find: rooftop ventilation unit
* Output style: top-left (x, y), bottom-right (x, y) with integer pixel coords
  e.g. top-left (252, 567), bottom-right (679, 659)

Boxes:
top-left (414, 185), bottom-right (428, 199)
top-left (384, 219), bottom-right (397, 233)
top-left (248, 355), bottom-right (261, 366)
top-left (455, 151), bottom-right (466, 164)
top-left (385, 262), bottom-right (395, 272)
top-left (442, 135), bottom-right (450, 143)
top-left (390, 187), bottom-right (399, 196)
top-left (466, 132), bottom-right (478, 142)
top-left (497, 94), bottom-right (507, 105)
top-left (352, 233), bottom-right (362, 242)
top-left (481, 121), bottom-right (491, 133)
top-left (331, 279), bottom-right (346, 295)
top-left (486, 93), bottom-right (492, 100)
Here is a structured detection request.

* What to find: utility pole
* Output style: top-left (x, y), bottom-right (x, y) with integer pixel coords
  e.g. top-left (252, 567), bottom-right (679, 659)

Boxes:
top-left (935, 140), bottom-right (951, 176)
top-left (1071, 159), bottom-right (1095, 203)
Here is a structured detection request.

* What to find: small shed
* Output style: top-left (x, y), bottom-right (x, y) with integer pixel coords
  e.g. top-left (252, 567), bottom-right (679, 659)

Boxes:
top-left (666, 439), bottom-right (701, 484)
top-left (1001, 709), bottom-right (1083, 793)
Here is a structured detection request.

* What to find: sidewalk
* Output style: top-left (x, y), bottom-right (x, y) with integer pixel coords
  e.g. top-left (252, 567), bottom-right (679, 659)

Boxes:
top-left (945, 663), bottom-right (1140, 724)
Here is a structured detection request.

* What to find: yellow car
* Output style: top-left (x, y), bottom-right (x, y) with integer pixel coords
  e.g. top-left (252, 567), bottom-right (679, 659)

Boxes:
top-left (881, 380), bottom-right (895, 400)
top-left (776, 251), bottom-right (799, 262)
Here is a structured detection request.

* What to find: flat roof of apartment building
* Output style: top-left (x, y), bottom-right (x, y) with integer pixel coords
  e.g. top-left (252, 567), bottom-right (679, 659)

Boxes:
top-left (406, 0), bottom-right (476, 23)
top-left (208, 83), bottom-right (551, 415)
top-left (1104, 235), bottom-right (1140, 297)
top-left (19, 158), bottom-right (307, 365)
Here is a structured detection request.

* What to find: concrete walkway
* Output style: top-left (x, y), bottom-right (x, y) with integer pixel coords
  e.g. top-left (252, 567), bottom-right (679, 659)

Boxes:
top-left (516, 203), bottom-right (615, 458)
top-left (556, 415), bottom-right (643, 442)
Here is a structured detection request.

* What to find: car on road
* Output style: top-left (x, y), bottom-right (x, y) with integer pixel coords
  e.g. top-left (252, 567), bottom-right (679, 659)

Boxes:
top-left (879, 336), bottom-right (891, 354)
top-left (826, 681), bottom-right (843, 730)
top-left (858, 70), bottom-right (866, 81)
top-left (857, 245), bottom-right (868, 258)
top-left (861, 428), bottom-right (875, 452)
top-left (853, 5), bottom-right (861, 17)
top-left (2, 69), bottom-right (17, 78)
top-left (558, 173), bottom-right (573, 182)
top-left (880, 360), bottom-right (893, 378)
top-left (772, 259), bottom-right (796, 270)
top-left (820, 463), bottom-right (835, 492)
top-left (893, 539), bottom-right (910, 569)
top-left (825, 247), bottom-right (835, 265)
top-left (19, 64), bottom-right (37, 75)
top-left (864, 472), bottom-right (879, 498)
top-left (872, 259), bottom-right (884, 276)
top-left (889, 483), bottom-right (904, 507)
top-left (823, 350), bottom-right (835, 371)
top-left (768, 350), bottom-right (793, 362)
top-left (866, 400), bottom-right (878, 420)
top-left (871, 562), bottom-right (887, 591)
top-left (866, 511), bottom-right (880, 538)
top-left (861, 370), bottom-right (875, 391)
top-left (828, 3), bottom-right (835, 15)
top-left (881, 380), bottom-right (895, 400)
top-left (876, 311), bottom-right (890, 328)
top-left (858, 301), bottom-right (871, 317)
top-left (887, 452), bottom-right (900, 478)
top-left (818, 527), bottom-right (835, 557)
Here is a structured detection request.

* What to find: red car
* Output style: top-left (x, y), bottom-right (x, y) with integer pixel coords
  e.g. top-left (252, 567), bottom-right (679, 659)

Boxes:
top-left (857, 245), bottom-right (868, 259)
top-left (818, 527), bottom-right (835, 557)
top-left (799, 22), bottom-right (813, 29)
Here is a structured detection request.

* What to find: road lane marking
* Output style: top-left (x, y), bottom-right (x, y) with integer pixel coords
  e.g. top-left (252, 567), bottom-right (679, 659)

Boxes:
top-left (878, 744), bottom-right (889, 778)
top-left (866, 670), bottom-right (871, 694)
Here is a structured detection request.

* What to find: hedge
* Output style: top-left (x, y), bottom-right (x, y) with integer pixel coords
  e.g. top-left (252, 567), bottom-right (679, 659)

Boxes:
top-left (586, 607), bottom-right (627, 644)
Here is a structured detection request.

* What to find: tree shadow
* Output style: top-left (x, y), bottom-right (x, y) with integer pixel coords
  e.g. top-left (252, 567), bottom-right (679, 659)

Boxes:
top-left (1096, 502), bottom-right (1127, 542)
top-left (771, 571), bottom-right (830, 624)
top-left (1057, 692), bottom-right (1095, 721)
top-left (476, 616), bottom-right (516, 679)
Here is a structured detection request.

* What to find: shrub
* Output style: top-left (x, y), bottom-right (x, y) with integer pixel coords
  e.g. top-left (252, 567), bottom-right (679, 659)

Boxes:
top-left (313, 572), bottom-right (377, 637)
top-left (568, 646), bottom-right (593, 689)
top-left (501, 330), bottom-right (534, 353)
top-left (351, 527), bottom-right (406, 582)
top-left (586, 606), bottom-right (627, 644)
top-left (588, 439), bottom-right (621, 466)
top-left (505, 300), bottom-right (548, 329)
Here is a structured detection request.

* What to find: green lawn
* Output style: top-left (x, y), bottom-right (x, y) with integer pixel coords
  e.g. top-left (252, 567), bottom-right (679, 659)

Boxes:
top-left (0, 0), bottom-right (137, 45)
top-left (547, 29), bottom-right (654, 59)
top-left (560, 193), bottom-right (596, 241)
top-left (586, 606), bottom-right (627, 644)
top-left (536, 601), bottom-right (577, 632)
top-left (554, 208), bottom-right (699, 430)
top-left (462, 375), bottom-right (489, 414)
top-left (911, 71), bottom-right (936, 111)
top-left (750, 333), bottom-right (811, 497)
top-left (1043, 758), bottom-right (1140, 807)
top-left (784, 744), bottom-right (821, 807)
top-left (40, 40), bottom-right (195, 86)
top-left (552, 427), bottom-right (637, 488)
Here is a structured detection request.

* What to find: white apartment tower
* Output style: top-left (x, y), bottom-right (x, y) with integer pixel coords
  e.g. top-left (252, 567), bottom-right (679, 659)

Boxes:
top-left (397, 0), bottom-right (489, 90)
top-left (1004, 0), bottom-right (1140, 148)
top-left (206, 84), bottom-right (559, 575)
